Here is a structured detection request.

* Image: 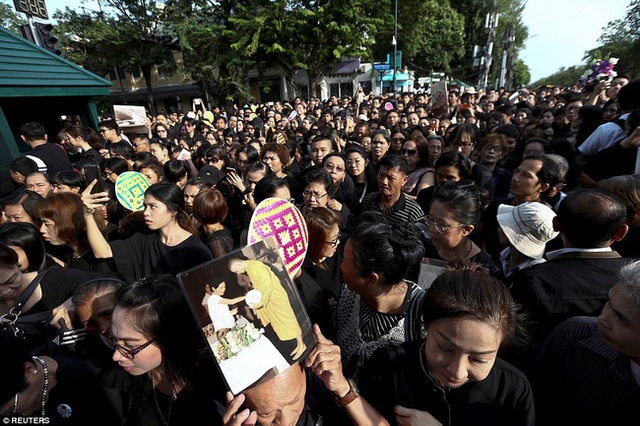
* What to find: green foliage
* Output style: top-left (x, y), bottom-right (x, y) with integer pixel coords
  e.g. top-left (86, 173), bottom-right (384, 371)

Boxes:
top-left (372, 0), bottom-right (465, 77)
top-left (531, 65), bottom-right (589, 88)
top-left (0, 2), bottom-right (26, 33)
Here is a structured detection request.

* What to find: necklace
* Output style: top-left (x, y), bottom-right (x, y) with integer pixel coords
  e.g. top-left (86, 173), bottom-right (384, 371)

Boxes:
top-left (152, 385), bottom-right (176, 426)
top-left (32, 356), bottom-right (48, 417)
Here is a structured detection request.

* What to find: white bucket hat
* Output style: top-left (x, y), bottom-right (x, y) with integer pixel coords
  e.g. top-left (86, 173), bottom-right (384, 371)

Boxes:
top-left (497, 202), bottom-right (559, 259)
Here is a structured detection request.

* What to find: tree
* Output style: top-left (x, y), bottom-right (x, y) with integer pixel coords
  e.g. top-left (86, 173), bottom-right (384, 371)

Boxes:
top-left (586, 0), bottom-right (640, 79)
top-left (55, 1), bottom-right (179, 115)
top-left (371, 0), bottom-right (465, 77)
top-left (531, 65), bottom-right (589, 88)
top-left (0, 2), bottom-right (27, 33)
top-left (228, 0), bottom-right (384, 98)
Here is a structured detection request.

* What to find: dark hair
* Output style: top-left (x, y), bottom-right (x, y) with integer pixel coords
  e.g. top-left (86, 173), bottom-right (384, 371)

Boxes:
top-left (65, 125), bottom-right (104, 151)
top-left (3, 189), bottom-right (44, 226)
top-left (10, 157), bottom-right (39, 177)
top-left (51, 170), bottom-right (87, 192)
top-left (304, 169), bottom-right (336, 198)
top-left (109, 142), bottom-right (135, 161)
top-left (448, 124), bottom-right (479, 148)
top-left (72, 277), bottom-right (125, 334)
top-left (379, 154), bottom-right (410, 175)
top-left (192, 188), bottom-right (228, 225)
top-left (0, 240), bottom-right (19, 266)
top-left (237, 145), bottom-right (259, 164)
top-left (431, 180), bottom-right (487, 226)
top-left (144, 183), bottom-right (198, 235)
top-left (304, 207), bottom-right (341, 266)
top-left (558, 189), bottom-right (627, 247)
top-left (0, 222), bottom-right (46, 272)
top-left (253, 176), bottom-right (290, 205)
top-left (115, 274), bottom-right (205, 389)
top-left (103, 157), bottom-right (130, 176)
top-left (406, 135), bottom-right (430, 168)
top-left (422, 261), bottom-right (528, 352)
top-left (98, 119), bottom-right (120, 134)
top-left (163, 159), bottom-right (189, 185)
top-left (246, 161), bottom-right (272, 177)
top-left (492, 124), bottom-right (520, 140)
top-left (616, 80), bottom-right (640, 112)
top-left (184, 177), bottom-right (210, 191)
top-left (349, 214), bottom-right (424, 285)
top-left (19, 122), bottom-right (46, 141)
top-left (136, 159), bottom-right (164, 181)
top-left (520, 155), bottom-right (561, 197)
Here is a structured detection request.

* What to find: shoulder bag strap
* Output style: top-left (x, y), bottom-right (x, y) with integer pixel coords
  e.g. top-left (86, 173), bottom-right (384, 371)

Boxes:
top-left (12, 270), bottom-right (49, 315)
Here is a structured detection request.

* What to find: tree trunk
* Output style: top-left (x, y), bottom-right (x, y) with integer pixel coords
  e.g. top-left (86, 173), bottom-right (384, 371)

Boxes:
top-left (142, 64), bottom-right (156, 116)
top-left (308, 70), bottom-right (321, 99)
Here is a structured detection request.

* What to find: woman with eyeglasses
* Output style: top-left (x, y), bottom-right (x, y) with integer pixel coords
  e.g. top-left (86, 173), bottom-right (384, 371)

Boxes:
top-left (421, 181), bottom-right (502, 279)
top-left (301, 169), bottom-right (353, 232)
top-left (476, 133), bottom-right (512, 201)
top-left (298, 207), bottom-right (343, 340)
top-left (448, 124), bottom-right (495, 201)
top-left (100, 274), bottom-right (225, 425)
top-left (322, 153), bottom-right (361, 217)
top-left (401, 135), bottom-right (435, 200)
top-left (337, 213), bottom-right (425, 377)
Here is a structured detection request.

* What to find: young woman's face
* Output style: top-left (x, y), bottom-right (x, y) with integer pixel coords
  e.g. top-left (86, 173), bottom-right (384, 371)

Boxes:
top-left (237, 152), bottom-right (250, 174)
top-left (347, 152), bottom-right (368, 178)
top-left (143, 194), bottom-right (175, 231)
top-left (425, 317), bottom-right (501, 389)
top-left (391, 132), bottom-right (406, 153)
top-left (0, 264), bottom-right (26, 303)
top-left (40, 218), bottom-right (63, 246)
top-left (360, 136), bottom-right (372, 153)
top-left (110, 307), bottom-right (163, 376)
top-left (522, 142), bottom-right (545, 159)
top-left (150, 144), bottom-right (169, 163)
top-left (427, 200), bottom-right (470, 250)
top-left (183, 184), bottom-right (201, 213)
top-left (401, 140), bottom-right (419, 169)
top-left (321, 224), bottom-right (340, 260)
top-left (139, 167), bottom-right (161, 185)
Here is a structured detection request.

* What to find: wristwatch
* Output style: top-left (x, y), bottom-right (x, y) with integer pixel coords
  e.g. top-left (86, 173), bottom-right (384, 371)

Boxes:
top-left (334, 378), bottom-right (360, 407)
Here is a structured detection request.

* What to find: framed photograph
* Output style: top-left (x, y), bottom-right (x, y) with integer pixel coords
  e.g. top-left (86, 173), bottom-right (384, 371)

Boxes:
top-left (177, 236), bottom-right (316, 394)
top-left (417, 258), bottom-right (449, 290)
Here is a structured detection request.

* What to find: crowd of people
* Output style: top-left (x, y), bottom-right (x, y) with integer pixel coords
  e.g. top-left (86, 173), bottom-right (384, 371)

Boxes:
top-left (1, 79), bottom-right (640, 425)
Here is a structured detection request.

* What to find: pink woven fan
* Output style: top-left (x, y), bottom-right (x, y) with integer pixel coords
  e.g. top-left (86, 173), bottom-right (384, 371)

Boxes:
top-left (248, 198), bottom-right (308, 278)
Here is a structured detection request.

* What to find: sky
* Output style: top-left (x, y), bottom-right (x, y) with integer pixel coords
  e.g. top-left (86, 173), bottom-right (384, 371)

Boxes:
top-left (10, 0), bottom-right (634, 83)
top-left (520, 0), bottom-right (629, 82)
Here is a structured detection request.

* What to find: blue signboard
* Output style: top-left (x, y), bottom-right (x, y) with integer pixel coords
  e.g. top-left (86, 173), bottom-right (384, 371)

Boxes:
top-left (373, 62), bottom-right (391, 72)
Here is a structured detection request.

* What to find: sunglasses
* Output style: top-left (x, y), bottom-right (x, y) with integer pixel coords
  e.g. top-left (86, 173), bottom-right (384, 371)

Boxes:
top-left (401, 148), bottom-right (417, 156)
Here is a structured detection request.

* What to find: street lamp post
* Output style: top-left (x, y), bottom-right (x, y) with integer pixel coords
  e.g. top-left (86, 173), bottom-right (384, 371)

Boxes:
top-left (392, 0), bottom-right (398, 93)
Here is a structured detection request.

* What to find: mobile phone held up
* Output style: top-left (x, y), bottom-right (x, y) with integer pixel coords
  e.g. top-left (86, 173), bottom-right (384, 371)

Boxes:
top-left (84, 164), bottom-right (104, 194)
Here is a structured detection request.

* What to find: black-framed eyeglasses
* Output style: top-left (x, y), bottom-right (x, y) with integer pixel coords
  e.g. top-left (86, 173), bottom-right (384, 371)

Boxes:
top-left (425, 216), bottom-right (465, 234)
top-left (482, 145), bottom-right (504, 153)
top-left (392, 137), bottom-right (406, 142)
top-left (326, 234), bottom-right (340, 248)
top-left (401, 148), bottom-right (417, 156)
top-left (100, 329), bottom-right (155, 360)
top-left (303, 190), bottom-right (328, 199)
